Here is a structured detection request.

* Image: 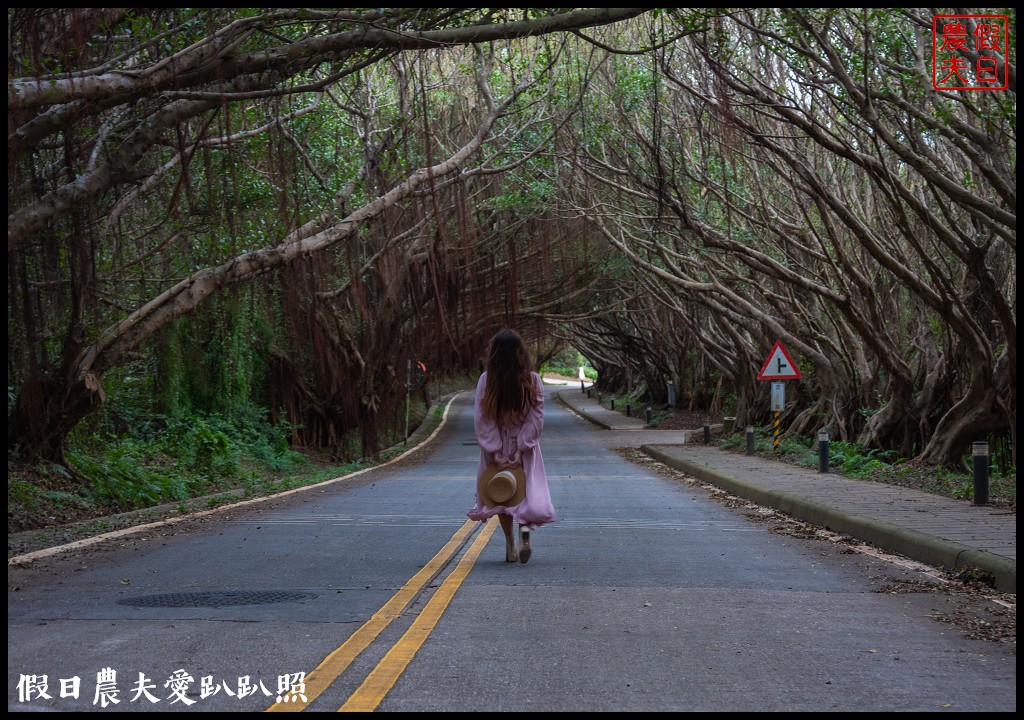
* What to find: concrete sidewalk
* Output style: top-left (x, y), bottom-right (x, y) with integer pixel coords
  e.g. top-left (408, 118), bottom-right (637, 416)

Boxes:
top-left (554, 389), bottom-right (1016, 594)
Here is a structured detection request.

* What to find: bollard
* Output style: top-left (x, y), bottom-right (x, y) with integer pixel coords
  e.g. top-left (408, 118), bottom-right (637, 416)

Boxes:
top-left (611, 398), bottom-right (615, 411)
top-left (581, 380), bottom-right (585, 393)
top-left (703, 424), bottom-right (710, 444)
top-left (587, 389), bottom-right (591, 399)
top-left (646, 406), bottom-right (652, 424)
top-left (597, 391), bottom-right (602, 404)
top-left (818, 430), bottom-right (829, 473)
top-left (626, 403), bottom-right (631, 417)
top-left (973, 441), bottom-right (989, 505)
top-left (746, 425), bottom-right (755, 454)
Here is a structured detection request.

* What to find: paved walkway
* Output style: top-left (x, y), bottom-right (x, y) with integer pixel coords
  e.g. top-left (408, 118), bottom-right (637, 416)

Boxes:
top-left (553, 387), bottom-right (1016, 594)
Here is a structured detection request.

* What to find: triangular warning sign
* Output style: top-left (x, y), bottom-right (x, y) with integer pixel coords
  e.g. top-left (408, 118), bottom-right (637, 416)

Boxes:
top-left (757, 340), bottom-right (801, 380)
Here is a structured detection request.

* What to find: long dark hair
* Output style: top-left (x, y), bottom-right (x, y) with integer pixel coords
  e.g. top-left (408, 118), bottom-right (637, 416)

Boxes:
top-left (481, 329), bottom-right (539, 426)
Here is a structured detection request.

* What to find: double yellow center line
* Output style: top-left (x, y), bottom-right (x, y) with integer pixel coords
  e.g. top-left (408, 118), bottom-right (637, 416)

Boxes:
top-left (267, 517), bottom-right (496, 712)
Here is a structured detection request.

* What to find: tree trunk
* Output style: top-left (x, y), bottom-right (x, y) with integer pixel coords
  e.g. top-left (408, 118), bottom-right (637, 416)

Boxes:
top-left (858, 391), bottom-right (919, 459)
top-left (787, 394), bottom-right (826, 439)
top-left (919, 385), bottom-right (1004, 467)
top-left (7, 370), bottom-right (105, 466)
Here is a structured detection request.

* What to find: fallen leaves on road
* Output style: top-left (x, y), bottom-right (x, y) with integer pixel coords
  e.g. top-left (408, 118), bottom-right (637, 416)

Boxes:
top-left (613, 446), bottom-right (1017, 650)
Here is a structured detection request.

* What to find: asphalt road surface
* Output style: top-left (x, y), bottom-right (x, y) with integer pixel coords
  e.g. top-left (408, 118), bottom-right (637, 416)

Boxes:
top-left (8, 383), bottom-right (1016, 712)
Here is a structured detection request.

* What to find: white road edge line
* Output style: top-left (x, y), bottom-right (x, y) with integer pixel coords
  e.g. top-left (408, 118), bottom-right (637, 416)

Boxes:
top-left (9, 394), bottom-right (463, 566)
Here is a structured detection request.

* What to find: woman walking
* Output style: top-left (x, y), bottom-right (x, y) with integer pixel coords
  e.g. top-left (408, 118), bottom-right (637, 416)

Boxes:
top-left (468, 329), bottom-right (557, 563)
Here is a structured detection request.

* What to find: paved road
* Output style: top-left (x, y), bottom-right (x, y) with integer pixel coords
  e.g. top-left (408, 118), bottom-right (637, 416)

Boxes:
top-left (8, 382), bottom-right (1017, 712)
top-left (553, 386), bottom-right (1016, 594)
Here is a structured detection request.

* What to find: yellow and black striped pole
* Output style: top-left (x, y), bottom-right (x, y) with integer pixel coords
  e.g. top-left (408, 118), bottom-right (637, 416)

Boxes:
top-left (773, 411), bottom-right (780, 453)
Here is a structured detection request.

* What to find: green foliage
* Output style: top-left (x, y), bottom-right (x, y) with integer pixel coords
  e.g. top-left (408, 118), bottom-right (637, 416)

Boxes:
top-left (826, 440), bottom-right (897, 477)
top-left (720, 430), bottom-right (891, 473)
top-left (987, 465), bottom-right (1016, 507)
top-left (9, 473), bottom-right (89, 515)
top-left (61, 404), bottom-right (306, 515)
top-left (719, 391), bottom-right (738, 417)
top-left (68, 443), bottom-right (190, 509)
top-left (171, 416), bottom-right (237, 475)
top-left (541, 362), bottom-right (596, 381)
top-left (155, 322), bottom-right (185, 418)
top-left (719, 429), bottom-right (1015, 508)
top-left (163, 405), bottom-right (302, 474)
top-left (541, 346), bottom-right (595, 380)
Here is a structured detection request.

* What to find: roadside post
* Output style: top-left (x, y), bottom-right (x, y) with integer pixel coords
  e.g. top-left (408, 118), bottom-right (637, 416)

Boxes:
top-left (818, 430), bottom-right (829, 473)
top-left (757, 340), bottom-right (802, 454)
top-left (973, 441), bottom-right (989, 505)
top-left (404, 359), bottom-right (411, 446)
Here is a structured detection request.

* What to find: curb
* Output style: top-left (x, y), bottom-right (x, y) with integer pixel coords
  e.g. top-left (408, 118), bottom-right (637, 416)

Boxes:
top-left (553, 391), bottom-right (618, 430)
top-left (555, 391), bottom-right (719, 441)
top-left (9, 393), bottom-right (464, 566)
top-left (640, 444), bottom-right (1016, 594)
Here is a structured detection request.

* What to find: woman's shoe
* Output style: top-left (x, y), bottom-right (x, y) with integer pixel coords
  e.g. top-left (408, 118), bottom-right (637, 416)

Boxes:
top-left (505, 533), bottom-right (518, 563)
top-left (518, 526), bottom-right (532, 564)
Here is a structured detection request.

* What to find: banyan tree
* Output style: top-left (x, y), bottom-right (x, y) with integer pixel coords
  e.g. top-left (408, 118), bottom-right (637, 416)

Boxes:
top-left (7, 8), bottom-right (1015, 470)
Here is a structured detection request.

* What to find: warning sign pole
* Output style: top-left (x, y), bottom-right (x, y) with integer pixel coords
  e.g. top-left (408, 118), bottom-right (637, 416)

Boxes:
top-left (760, 343), bottom-right (798, 454)
top-left (770, 380), bottom-right (786, 453)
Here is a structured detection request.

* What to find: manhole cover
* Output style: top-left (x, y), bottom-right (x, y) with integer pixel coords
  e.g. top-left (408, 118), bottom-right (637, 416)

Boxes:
top-left (117, 590), bottom-right (318, 608)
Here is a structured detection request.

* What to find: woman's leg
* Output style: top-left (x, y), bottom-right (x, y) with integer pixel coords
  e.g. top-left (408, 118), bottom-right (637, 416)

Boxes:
top-left (499, 514), bottom-right (517, 562)
top-left (517, 524), bottom-right (532, 564)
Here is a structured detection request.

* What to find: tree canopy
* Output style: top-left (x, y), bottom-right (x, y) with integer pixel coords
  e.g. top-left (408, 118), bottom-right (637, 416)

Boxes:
top-left (7, 8), bottom-right (1016, 471)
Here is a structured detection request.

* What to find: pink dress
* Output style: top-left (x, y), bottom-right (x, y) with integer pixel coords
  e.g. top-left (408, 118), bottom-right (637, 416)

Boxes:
top-left (467, 371), bottom-right (557, 529)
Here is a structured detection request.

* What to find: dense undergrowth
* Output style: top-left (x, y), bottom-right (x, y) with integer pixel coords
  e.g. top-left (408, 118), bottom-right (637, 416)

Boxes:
top-left (11, 405), bottom-right (328, 534)
top-left (8, 378), bottom-right (472, 536)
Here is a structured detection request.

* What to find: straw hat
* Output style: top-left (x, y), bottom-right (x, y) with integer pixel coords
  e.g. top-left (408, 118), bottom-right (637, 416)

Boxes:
top-left (477, 464), bottom-right (527, 508)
